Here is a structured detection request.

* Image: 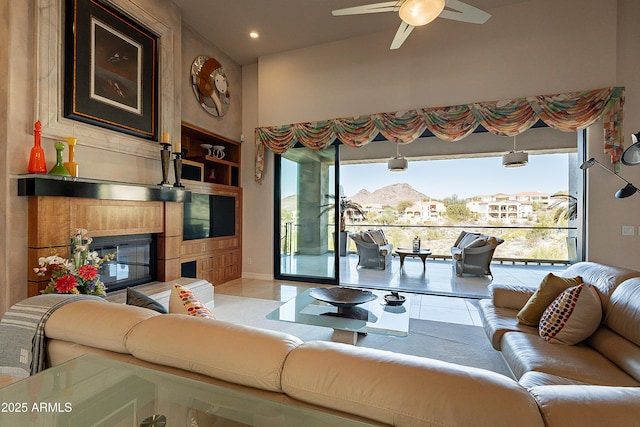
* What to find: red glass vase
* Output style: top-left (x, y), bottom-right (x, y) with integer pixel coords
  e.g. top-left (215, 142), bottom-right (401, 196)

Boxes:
top-left (28, 121), bottom-right (47, 174)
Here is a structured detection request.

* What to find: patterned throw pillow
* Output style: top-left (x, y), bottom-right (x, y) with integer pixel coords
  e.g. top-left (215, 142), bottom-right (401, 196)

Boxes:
top-left (517, 273), bottom-right (583, 326)
top-left (457, 233), bottom-right (480, 248)
top-left (538, 284), bottom-right (602, 345)
top-left (169, 284), bottom-right (215, 318)
top-left (366, 230), bottom-right (387, 246)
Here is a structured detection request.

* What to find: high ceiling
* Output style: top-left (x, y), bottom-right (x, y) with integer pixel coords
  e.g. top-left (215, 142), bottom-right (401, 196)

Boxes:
top-left (171, 0), bottom-right (527, 65)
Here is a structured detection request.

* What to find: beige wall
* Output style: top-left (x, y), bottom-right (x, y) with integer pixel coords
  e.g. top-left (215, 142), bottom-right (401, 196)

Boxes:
top-left (241, 0), bottom-right (640, 279)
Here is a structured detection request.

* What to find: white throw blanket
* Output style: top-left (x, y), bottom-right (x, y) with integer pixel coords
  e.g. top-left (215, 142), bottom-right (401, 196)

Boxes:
top-left (0, 294), bottom-right (104, 378)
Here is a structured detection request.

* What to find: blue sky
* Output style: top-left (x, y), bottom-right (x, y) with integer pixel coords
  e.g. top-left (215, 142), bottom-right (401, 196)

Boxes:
top-left (339, 153), bottom-right (572, 200)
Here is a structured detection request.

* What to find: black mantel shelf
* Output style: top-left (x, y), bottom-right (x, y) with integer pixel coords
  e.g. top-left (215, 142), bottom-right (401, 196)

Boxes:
top-left (17, 174), bottom-right (191, 203)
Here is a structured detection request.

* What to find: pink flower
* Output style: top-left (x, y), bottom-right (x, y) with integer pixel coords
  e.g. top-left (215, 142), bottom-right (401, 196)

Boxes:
top-left (77, 265), bottom-right (98, 281)
top-left (55, 275), bottom-right (78, 293)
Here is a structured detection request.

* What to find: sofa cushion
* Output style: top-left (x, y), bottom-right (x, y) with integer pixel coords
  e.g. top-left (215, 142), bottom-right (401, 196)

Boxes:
top-left (516, 273), bottom-right (583, 326)
top-left (169, 284), bottom-right (214, 318)
top-left (126, 314), bottom-right (303, 392)
top-left (529, 385), bottom-right (640, 427)
top-left (604, 278), bottom-right (640, 346)
top-left (586, 326), bottom-right (640, 383)
top-left (478, 300), bottom-right (539, 351)
top-left (45, 300), bottom-right (159, 353)
top-left (562, 262), bottom-right (640, 310)
top-left (538, 284), bottom-right (601, 345)
top-left (126, 287), bottom-right (167, 314)
top-left (500, 332), bottom-right (640, 386)
top-left (282, 341), bottom-right (545, 427)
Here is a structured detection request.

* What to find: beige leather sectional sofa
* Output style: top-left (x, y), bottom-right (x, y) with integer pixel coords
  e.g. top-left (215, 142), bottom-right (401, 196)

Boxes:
top-left (8, 261), bottom-right (640, 426)
top-left (478, 261), bottom-right (640, 425)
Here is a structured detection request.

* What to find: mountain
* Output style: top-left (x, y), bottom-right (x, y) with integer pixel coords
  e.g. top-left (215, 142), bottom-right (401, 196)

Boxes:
top-left (349, 183), bottom-right (431, 207)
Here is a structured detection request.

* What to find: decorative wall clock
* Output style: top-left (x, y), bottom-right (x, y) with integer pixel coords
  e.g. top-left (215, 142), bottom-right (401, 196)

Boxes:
top-left (190, 55), bottom-right (230, 117)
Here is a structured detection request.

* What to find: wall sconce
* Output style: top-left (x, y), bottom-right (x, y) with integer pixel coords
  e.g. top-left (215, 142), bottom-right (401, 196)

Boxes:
top-left (580, 158), bottom-right (639, 198)
top-left (622, 132), bottom-right (640, 166)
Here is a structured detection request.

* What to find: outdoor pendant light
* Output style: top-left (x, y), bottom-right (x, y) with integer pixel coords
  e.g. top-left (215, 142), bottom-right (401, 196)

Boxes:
top-left (388, 143), bottom-right (408, 172)
top-left (502, 136), bottom-right (528, 167)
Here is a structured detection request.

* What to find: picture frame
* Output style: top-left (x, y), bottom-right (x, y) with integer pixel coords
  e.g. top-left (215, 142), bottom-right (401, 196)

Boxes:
top-left (64, 0), bottom-right (158, 140)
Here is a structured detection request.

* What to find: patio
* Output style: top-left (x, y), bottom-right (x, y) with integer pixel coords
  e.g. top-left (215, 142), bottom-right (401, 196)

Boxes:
top-left (282, 253), bottom-right (567, 299)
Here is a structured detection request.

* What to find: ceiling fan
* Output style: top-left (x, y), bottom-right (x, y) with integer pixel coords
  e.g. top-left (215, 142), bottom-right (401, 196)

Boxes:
top-left (332, 0), bottom-right (491, 49)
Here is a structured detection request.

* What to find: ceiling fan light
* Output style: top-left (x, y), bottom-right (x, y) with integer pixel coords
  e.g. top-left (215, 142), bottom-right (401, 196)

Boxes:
top-left (502, 151), bottom-right (528, 168)
top-left (399, 0), bottom-right (446, 26)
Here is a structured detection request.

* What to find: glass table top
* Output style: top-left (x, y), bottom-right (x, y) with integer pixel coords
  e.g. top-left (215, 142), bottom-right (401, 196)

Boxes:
top-left (266, 288), bottom-right (410, 337)
top-left (0, 354), bottom-right (377, 426)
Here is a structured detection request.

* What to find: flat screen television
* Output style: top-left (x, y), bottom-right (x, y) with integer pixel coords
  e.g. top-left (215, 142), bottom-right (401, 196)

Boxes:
top-left (183, 193), bottom-right (236, 240)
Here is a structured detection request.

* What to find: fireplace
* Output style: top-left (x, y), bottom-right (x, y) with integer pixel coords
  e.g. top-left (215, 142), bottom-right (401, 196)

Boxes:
top-left (21, 175), bottom-right (189, 296)
top-left (91, 234), bottom-right (157, 292)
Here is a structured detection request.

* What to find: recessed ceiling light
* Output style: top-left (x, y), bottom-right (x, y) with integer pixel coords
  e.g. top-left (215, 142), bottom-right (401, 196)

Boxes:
top-left (249, 31), bottom-right (259, 39)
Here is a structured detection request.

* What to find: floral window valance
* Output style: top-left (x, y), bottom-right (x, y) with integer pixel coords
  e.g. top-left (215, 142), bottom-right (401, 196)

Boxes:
top-left (254, 87), bottom-right (624, 182)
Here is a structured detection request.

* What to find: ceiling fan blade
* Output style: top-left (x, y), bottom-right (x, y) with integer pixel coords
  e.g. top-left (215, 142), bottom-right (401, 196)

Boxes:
top-left (390, 22), bottom-right (414, 50)
top-left (332, 1), bottom-right (400, 16)
top-left (439, 0), bottom-right (491, 24)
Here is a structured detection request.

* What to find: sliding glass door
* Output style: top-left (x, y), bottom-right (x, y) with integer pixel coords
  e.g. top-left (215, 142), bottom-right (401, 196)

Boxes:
top-left (274, 144), bottom-right (339, 284)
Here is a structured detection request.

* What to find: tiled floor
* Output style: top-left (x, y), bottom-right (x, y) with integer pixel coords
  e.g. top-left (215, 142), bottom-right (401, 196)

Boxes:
top-left (215, 258), bottom-right (567, 326)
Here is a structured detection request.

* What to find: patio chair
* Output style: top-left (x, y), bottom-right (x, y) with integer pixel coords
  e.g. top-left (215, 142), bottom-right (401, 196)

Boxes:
top-left (450, 231), bottom-right (504, 278)
top-left (350, 230), bottom-right (393, 270)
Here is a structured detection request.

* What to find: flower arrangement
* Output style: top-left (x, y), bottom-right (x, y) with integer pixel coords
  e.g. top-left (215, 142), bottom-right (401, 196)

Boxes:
top-left (34, 228), bottom-right (114, 296)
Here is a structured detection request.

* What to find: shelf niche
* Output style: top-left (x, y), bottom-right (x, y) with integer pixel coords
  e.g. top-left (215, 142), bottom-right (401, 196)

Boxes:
top-left (181, 122), bottom-right (240, 187)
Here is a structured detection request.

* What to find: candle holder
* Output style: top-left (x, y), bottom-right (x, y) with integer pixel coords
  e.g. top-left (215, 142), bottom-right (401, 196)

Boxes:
top-left (159, 143), bottom-right (171, 186)
top-left (173, 152), bottom-right (184, 188)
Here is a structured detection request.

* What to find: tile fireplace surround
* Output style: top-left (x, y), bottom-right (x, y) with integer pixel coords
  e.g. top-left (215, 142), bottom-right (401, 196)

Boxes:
top-left (19, 175), bottom-right (190, 297)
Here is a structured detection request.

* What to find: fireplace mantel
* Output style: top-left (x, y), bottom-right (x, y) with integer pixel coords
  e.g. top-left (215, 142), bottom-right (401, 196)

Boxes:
top-left (17, 175), bottom-right (191, 203)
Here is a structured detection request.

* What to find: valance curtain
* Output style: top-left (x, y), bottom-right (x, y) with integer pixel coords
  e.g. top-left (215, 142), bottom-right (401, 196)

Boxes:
top-left (254, 87), bottom-right (625, 182)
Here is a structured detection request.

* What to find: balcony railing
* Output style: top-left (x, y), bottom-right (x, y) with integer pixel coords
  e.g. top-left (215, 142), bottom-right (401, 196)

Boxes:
top-left (281, 223), bottom-right (577, 265)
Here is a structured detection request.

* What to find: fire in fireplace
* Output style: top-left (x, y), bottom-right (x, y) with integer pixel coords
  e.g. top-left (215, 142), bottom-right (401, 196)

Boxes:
top-left (90, 234), bottom-right (157, 292)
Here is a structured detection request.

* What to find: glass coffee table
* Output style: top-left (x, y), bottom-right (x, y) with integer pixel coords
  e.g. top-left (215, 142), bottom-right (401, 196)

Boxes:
top-left (0, 354), bottom-right (377, 426)
top-left (266, 288), bottom-right (410, 345)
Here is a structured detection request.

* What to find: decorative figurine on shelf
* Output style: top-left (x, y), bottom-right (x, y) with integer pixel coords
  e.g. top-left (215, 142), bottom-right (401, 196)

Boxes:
top-left (159, 132), bottom-right (171, 186)
top-left (63, 136), bottom-right (79, 177)
top-left (212, 145), bottom-right (225, 159)
top-left (28, 120), bottom-right (47, 174)
top-left (173, 138), bottom-right (184, 188)
top-left (49, 141), bottom-right (71, 176)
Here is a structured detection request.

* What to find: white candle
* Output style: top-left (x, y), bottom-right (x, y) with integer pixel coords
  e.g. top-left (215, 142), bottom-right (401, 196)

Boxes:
top-left (161, 132), bottom-right (169, 143)
top-left (174, 139), bottom-right (181, 154)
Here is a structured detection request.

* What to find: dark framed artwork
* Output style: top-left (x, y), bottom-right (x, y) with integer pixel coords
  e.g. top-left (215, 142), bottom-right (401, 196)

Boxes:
top-left (64, 0), bottom-right (158, 140)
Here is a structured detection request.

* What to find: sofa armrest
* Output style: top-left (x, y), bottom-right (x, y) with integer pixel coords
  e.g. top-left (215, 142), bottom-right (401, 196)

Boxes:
top-left (490, 284), bottom-right (534, 310)
top-left (530, 385), bottom-right (640, 427)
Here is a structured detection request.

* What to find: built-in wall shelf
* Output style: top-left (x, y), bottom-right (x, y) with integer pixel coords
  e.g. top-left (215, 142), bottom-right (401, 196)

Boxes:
top-left (17, 175), bottom-right (191, 203)
top-left (178, 122), bottom-right (243, 286)
top-left (180, 122), bottom-right (241, 187)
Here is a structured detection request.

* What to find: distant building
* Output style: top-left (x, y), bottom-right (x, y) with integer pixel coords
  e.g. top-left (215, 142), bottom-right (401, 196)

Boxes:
top-left (400, 200), bottom-right (446, 223)
top-left (467, 191), bottom-right (550, 222)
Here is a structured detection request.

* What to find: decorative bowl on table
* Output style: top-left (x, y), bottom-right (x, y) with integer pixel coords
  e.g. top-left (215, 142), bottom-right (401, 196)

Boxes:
top-left (309, 287), bottom-right (377, 308)
top-left (384, 292), bottom-right (406, 306)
